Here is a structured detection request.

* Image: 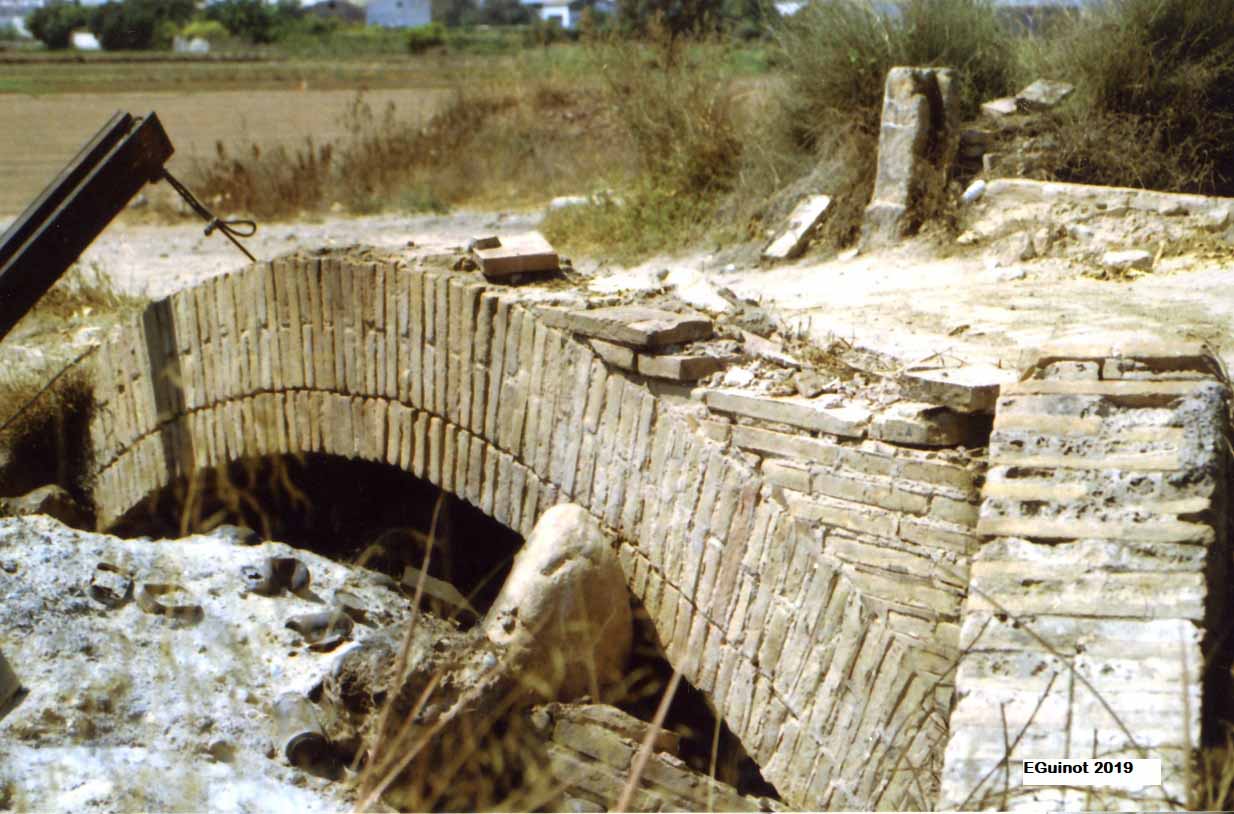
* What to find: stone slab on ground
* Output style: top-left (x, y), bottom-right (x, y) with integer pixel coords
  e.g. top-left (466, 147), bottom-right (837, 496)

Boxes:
top-left (540, 305), bottom-right (713, 349)
top-left (704, 389), bottom-right (871, 437)
top-left (763, 195), bottom-right (832, 262)
top-left (870, 401), bottom-right (966, 447)
top-left (473, 231), bottom-right (559, 277)
top-left (898, 364), bottom-right (1014, 413)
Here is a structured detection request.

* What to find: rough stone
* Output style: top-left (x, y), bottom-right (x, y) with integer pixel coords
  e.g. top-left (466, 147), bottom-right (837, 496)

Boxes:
top-left (1101, 249), bottom-right (1154, 272)
top-left (1015, 79), bottom-right (1074, 111)
top-left (483, 504), bottom-right (633, 700)
top-left (0, 485), bottom-right (87, 528)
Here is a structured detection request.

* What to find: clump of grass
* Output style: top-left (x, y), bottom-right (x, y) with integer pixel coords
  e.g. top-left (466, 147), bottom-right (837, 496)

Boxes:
top-left (542, 27), bottom-right (747, 261)
top-left (1020, 0), bottom-right (1234, 196)
top-left (777, 0), bottom-right (1014, 148)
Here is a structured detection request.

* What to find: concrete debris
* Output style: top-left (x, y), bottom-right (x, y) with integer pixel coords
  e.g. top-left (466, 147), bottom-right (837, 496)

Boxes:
top-left (863, 67), bottom-right (960, 246)
top-left (540, 305), bottom-right (713, 349)
top-left (472, 231), bottom-right (560, 277)
top-left (1101, 249), bottom-right (1153, 272)
top-left (792, 369), bottom-right (833, 398)
top-left (741, 330), bottom-right (801, 368)
top-left (723, 366), bottom-right (757, 387)
top-left (870, 401), bottom-right (967, 447)
top-left (484, 504), bottom-right (633, 702)
top-left (898, 364), bottom-right (1014, 414)
top-left (762, 194), bottom-right (832, 262)
top-left (1015, 78), bottom-right (1074, 111)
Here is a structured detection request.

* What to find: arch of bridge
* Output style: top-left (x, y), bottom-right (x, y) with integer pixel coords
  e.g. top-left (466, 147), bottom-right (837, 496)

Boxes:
top-left (81, 254), bottom-right (967, 810)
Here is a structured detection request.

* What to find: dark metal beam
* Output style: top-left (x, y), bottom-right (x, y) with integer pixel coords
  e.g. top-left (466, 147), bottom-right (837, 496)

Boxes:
top-left (0, 111), bottom-right (173, 342)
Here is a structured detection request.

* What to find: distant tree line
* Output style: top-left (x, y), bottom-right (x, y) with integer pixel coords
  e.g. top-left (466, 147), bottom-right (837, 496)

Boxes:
top-left (26, 0), bottom-right (781, 51)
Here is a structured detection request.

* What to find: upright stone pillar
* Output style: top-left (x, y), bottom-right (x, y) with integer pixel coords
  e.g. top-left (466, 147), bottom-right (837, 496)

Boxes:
top-left (862, 66), bottom-right (960, 247)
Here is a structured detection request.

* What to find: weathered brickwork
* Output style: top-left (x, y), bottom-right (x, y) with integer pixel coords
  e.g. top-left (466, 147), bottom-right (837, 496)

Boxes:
top-left (79, 256), bottom-right (986, 810)
top-left (940, 338), bottom-right (1230, 811)
top-left (76, 258), bottom-right (1228, 811)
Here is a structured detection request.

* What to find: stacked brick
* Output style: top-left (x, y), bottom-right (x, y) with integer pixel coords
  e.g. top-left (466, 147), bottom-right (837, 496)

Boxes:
top-left (83, 256), bottom-right (988, 811)
top-left (940, 338), bottom-right (1230, 810)
top-left (716, 421), bottom-right (984, 808)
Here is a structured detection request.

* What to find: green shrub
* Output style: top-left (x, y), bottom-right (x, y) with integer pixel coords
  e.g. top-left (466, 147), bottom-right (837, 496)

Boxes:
top-left (88, 0), bottom-right (194, 51)
top-left (204, 0), bottom-right (278, 43)
top-left (26, 3), bottom-right (89, 50)
top-left (1026, 0), bottom-right (1234, 195)
top-left (776, 0), bottom-right (1013, 146)
top-left (406, 23), bottom-right (446, 54)
top-left (180, 19), bottom-right (230, 42)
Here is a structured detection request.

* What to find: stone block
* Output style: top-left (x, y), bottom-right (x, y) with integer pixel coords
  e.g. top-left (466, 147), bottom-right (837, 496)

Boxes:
top-left (898, 364), bottom-right (1011, 413)
top-left (637, 353), bottom-right (730, 381)
top-left (763, 194), bottom-right (832, 261)
top-left (540, 305), bottom-right (713, 349)
top-left (473, 231), bottom-right (559, 277)
top-left (870, 402), bottom-right (966, 447)
top-left (589, 338), bottom-right (636, 371)
top-left (705, 390), bottom-right (871, 437)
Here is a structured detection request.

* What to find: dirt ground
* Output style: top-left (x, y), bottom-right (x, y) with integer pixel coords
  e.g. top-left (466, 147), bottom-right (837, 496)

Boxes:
top-left (5, 203), bottom-right (1231, 378)
top-left (0, 88), bottom-right (448, 215)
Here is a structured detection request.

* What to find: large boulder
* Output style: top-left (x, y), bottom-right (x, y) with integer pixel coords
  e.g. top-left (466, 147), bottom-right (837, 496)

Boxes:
top-left (483, 504), bottom-right (632, 702)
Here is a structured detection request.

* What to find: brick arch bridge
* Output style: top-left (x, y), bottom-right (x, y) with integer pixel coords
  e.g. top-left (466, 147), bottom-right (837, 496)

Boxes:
top-left (74, 252), bottom-right (1227, 810)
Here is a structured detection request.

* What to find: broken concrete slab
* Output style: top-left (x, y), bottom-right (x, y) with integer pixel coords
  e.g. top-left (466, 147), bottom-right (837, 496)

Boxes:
top-left (540, 305), bottom-right (712, 349)
top-left (763, 195), bottom-right (832, 262)
top-left (1015, 79), bottom-right (1074, 111)
top-left (637, 353), bottom-right (731, 382)
top-left (870, 401), bottom-right (966, 447)
top-left (704, 389), bottom-right (871, 438)
top-left (898, 364), bottom-right (1014, 414)
top-left (472, 231), bottom-right (559, 277)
